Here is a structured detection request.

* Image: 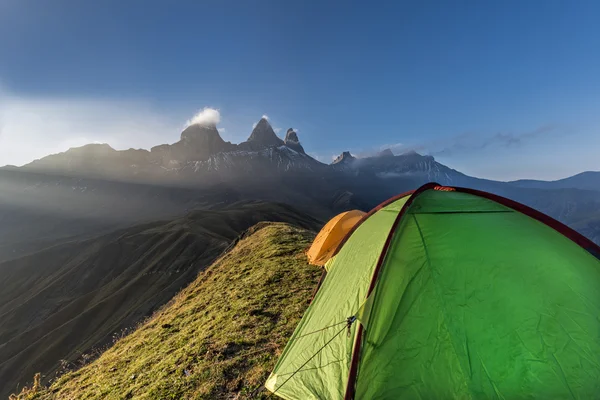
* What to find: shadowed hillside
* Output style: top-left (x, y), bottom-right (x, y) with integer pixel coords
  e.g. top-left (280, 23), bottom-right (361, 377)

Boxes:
top-left (0, 167), bottom-right (371, 263)
top-left (12, 223), bottom-right (321, 399)
top-left (0, 204), bottom-right (321, 399)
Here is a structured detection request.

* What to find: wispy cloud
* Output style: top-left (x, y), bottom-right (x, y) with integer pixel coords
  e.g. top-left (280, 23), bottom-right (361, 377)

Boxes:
top-left (186, 107), bottom-right (221, 127)
top-left (351, 124), bottom-right (564, 160)
top-left (423, 124), bottom-right (561, 157)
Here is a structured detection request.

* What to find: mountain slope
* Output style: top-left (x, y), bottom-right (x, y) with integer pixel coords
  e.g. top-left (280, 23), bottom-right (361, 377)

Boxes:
top-left (15, 223), bottom-right (321, 400)
top-left (0, 164), bottom-right (365, 263)
top-left (0, 204), bottom-right (321, 399)
top-left (0, 168), bottom-right (245, 262)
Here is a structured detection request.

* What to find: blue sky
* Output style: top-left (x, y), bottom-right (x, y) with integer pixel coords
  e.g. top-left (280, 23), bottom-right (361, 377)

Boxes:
top-left (1, 0), bottom-right (599, 180)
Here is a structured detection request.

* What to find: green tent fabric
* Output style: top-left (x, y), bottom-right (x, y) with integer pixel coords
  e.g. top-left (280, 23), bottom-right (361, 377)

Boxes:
top-left (265, 184), bottom-right (600, 399)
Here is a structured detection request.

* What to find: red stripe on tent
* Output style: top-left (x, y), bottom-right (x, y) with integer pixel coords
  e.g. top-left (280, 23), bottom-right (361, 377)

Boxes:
top-left (343, 182), bottom-right (440, 400)
top-left (434, 185), bottom-right (456, 191)
top-left (452, 186), bottom-right (600, 260)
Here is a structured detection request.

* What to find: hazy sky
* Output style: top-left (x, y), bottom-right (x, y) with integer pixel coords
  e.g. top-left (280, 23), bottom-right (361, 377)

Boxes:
top-left (1, 0), bottom-right (599, 180)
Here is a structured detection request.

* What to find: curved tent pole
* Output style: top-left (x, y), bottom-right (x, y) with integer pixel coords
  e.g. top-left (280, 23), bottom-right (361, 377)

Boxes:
top-left (343, 182), bottom-right (440, 400)
top-left (309, 190), bottom-right (417, 306)
top-left (330, 189), bottom-right (417, 259)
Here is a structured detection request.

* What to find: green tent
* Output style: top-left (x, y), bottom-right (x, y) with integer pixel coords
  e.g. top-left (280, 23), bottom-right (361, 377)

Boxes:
top-left (265, 183), bottom-right (600, 399)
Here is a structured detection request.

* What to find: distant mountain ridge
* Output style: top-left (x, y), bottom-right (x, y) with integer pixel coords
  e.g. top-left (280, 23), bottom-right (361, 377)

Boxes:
top-left (11, 115), bottom-right (599, 199)
top-left (10, 117), bottom-right (469, 188)
top-left (17, 117), bottom-right (316, 183)
top-left (3, 115), bottom-right (600, 252)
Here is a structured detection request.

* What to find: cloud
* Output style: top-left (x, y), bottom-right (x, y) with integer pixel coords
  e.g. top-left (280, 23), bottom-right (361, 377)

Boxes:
top-left (186, 107), bottom-right (221, 127)
top-left (427, 124), bottom-right (561, 157)
top-left (274, 127), bottom-right (282, 134)
top-left (0, 92), bottom-right (181, 167)
top-left (217, 127), bottom-right (226, 133)
top-left (351, 124), bottom-right (563, 161)
top-left (252, 115), bottom-right (274, 130)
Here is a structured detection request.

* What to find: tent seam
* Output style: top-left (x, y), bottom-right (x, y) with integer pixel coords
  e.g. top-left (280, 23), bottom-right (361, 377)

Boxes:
top-left (344, 183), bottom-right (441, 400)
top-left (412, 213), bottom-right (475, 399)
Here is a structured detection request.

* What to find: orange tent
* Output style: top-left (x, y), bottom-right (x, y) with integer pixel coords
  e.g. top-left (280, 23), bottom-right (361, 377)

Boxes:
top-left (306, 209), bottom-right (366, 267)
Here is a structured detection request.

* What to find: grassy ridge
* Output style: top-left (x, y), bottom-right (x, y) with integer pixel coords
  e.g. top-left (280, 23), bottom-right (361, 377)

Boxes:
top-left (0, 201), bottom-right (321, 398)
top-left (23, 222), bottom-right (320, 399)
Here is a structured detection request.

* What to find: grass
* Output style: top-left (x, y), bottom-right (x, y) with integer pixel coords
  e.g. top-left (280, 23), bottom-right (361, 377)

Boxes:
top-left (15, 222), bottom-right (320, 400)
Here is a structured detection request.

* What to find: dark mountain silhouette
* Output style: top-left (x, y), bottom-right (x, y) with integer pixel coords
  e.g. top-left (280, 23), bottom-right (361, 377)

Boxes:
top-left (3, 116), bottom-right (600, 256)
top-left (2, 117), bottom-right (600, 261)
top-left (241, 117), bottom-right (284, 150)
top-left (331, 151), bottom-right (356, 165)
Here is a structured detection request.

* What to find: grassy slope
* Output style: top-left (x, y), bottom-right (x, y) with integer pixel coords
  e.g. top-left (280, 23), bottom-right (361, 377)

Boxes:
top-left (29, 222), bottom-right (320, 399)
top-left (0, 201), bottom-right (321, 398)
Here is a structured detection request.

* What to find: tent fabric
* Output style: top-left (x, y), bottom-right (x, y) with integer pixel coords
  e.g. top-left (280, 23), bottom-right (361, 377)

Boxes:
top-left (266, 185), bottom-right (600, 399)
top-left (306, 210), bottom-right (366, 267)
top-left (265, 196), bottom-right (410, 398)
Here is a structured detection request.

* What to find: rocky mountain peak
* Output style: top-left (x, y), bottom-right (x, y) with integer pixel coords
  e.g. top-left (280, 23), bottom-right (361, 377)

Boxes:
top-left (332, 151), bottom-right (356, 165)
top-left (180, 123), bottom-right (227, 149)
top-left (284, 128), bottom-right (300, 143)
top-left (283, 128), bottom-right (305, 154)
top-left (247, 118), bottom-right (284, 147)
top-left (148, 124), bottom-right (234, 167)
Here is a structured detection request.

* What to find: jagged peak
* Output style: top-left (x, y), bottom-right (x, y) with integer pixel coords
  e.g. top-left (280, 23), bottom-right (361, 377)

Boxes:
top-left (247, 117), bottom-right (284, 146)
top-left (283, 128), bottom-right (305, 155)
top-left (284, 128), bottom-right (300, 143)
top-left (332, 151), bottom-right (356, 165)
